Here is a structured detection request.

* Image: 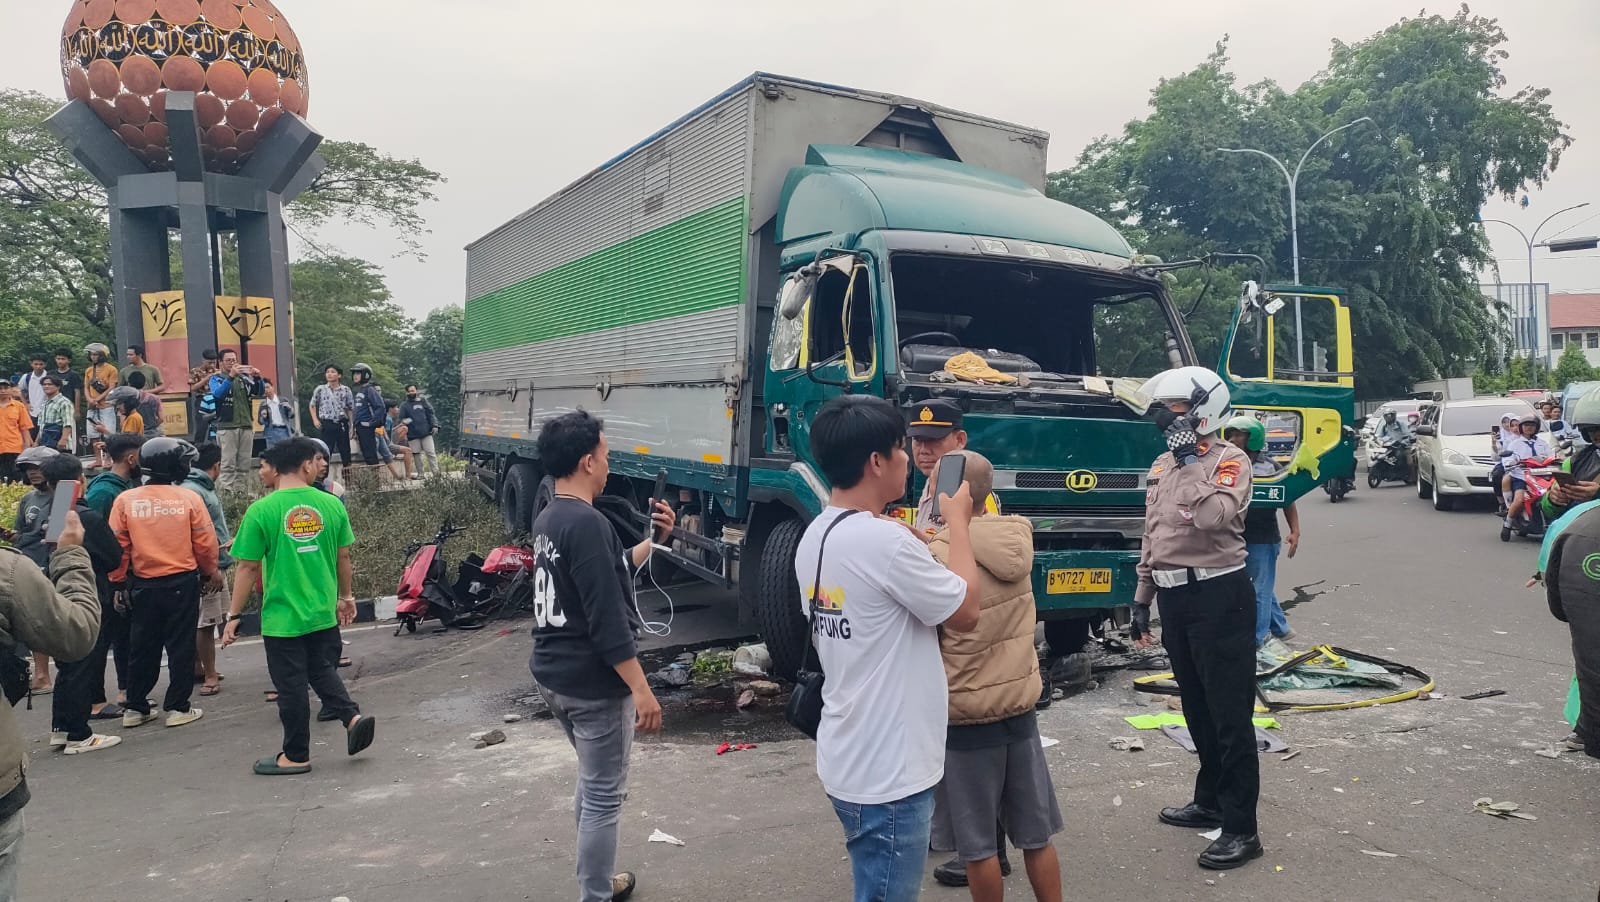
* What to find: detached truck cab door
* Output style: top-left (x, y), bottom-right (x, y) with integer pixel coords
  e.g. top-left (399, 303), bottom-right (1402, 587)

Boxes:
top-left (1219, 283), bottom-right (1356, 508)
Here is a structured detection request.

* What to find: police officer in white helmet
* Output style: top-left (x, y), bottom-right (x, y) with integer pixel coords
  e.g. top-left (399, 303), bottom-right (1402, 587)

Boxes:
top-left (1133, 366), bottom-right (1262, 871)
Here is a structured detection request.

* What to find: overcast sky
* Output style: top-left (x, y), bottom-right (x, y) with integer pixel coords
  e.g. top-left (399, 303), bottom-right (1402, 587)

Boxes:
top-left (5, 0), bottom-right (1598, 317)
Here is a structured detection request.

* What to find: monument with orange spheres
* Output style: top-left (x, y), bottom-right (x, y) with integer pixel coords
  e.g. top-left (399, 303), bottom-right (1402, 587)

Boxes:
top-left (48, 0), bottom-right (322, 435)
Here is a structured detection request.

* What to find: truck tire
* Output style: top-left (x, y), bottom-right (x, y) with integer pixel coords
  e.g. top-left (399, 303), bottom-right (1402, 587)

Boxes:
top-left (501, 462), bottom-right (537, 535)
top-left (757, 518), bottom-right (808, 679)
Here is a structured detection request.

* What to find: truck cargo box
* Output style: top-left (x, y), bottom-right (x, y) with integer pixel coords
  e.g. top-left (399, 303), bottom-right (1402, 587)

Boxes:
top-left (460, 73), bottom-right (1047, 481)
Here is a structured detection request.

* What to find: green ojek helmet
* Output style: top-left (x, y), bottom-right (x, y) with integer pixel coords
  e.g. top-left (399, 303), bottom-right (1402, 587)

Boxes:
top-left (1223, 415), bottom-right (1266, 452)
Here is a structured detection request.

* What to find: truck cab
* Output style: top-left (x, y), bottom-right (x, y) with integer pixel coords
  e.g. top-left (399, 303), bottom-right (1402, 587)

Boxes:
top-left (751, 145), bottom-right (1195, 673)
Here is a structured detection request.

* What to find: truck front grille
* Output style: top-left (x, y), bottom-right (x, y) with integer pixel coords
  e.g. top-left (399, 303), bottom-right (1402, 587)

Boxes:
top-left (1013, 471), bottom-right (1142, 490)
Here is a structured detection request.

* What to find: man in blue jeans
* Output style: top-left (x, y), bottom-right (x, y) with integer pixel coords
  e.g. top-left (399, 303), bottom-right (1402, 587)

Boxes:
top-left (528, 410), bottom-right (674, 902)
top-left (1223, 417), bottom-right (1299, 645)
top-left (795, 396), bottom-right (981, 902)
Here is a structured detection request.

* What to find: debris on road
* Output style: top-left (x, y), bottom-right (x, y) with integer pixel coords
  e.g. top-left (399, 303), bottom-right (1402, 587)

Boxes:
top-left (1200, 828), bottom-right (1223, 841)
top-left (503, 713), bottom-right (523, 724)
top-left (733, 643), bottom-right (772, 676)
top-left (735, 689), bottom-right (756, 709)
top-left (715, 741), bottom-right (757, 755)
top-left (1360, 850), bottom-right (1399, 858)
top-left (473, 729), bottom-right (507, 749)
top-left (1112, 795), bottom-right (1123, 807)
top-left (1282, 749), bottom-right (1303, 761)
top-left (1473, 798), bottom-right (1536, 820)
top-left (1108, 736), bottom-right (1145, 752)
top-left (1535, 745), bottom-right (1562, 759)
top-left (648, 829), bottom-right (686, 846)
top-left (1040, 737), bottom-right (1061, 749)
top-left (747, 680), bottom-right (783, 697)
top-left (1460, 689), bottom-right (1507, 701)
top-left (648, 663), bottom-right (692, 689)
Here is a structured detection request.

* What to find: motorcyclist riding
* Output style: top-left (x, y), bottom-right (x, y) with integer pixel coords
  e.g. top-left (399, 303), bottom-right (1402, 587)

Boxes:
top-left (1544, 388), bottom-right (1600, 519)
top-left (1376, 410), bottom-right (1410, 444)
top-left (1503, 412), bottom-right (1553, 540)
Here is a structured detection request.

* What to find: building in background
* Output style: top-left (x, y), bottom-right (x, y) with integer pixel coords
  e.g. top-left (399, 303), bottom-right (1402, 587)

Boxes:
top-left (1482, 282), bottom-right (1552, 370)
top-left (1549, 293), bottom-right (1600, 367)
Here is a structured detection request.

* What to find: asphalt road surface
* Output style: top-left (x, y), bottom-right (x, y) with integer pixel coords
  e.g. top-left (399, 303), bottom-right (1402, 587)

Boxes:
top-left (17, 482), bottom-right (1598, 902)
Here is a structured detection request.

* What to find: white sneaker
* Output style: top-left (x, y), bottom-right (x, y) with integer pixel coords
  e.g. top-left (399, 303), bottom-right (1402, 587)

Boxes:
top-left (165, 708), bottom-right (203, 728)
top-left (63, 734), bottom-right (122, 756)
top-left (1563, 731), bottom-right (1585, 752)
top-left (48, 731), bottom-right (68, 749)
top-left (122, 710), bottom-right (159, 728)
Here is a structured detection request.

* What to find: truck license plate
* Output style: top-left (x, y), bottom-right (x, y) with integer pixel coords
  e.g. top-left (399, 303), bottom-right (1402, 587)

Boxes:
top-left (1046, 568), bottom-right (1112, 595)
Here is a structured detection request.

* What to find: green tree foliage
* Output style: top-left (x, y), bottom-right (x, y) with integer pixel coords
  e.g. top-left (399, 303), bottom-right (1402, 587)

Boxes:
top-left (405, 305), bottom-right (463, 448)
top-left (1553, 342), bottom-right (1595, 391)
top-left (1048, 10), bottom-right (1571, 397)
top-left (288, 256), bottom-right (414, 412)
top-left (0, 88), bottom-right (445, 375)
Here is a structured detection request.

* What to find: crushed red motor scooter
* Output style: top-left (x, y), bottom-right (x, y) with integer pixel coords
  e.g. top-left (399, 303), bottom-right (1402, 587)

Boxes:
top-left (395, 522), bottom-right (536, 634)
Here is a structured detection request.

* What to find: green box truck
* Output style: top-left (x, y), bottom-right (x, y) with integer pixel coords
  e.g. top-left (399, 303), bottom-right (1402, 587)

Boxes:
top-left (460, 73), bottom-right (1355, 677)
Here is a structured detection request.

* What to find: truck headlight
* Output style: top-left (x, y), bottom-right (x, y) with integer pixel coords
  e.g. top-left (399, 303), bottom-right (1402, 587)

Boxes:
top-left (1443, 450), bottom-right (1471, 466)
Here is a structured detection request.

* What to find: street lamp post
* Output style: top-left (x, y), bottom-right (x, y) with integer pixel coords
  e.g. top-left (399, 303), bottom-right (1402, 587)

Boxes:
top-left (1481, 202), bottom-right (1592, 379)
top-left (1218, 117), bottom-right (1375, 370)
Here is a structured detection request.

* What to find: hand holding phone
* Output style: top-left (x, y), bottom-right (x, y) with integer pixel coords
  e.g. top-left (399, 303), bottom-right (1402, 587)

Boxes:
top-left (45, 480), bottom-right (82, 544)
top-left (930, 452), bottom-right (967, 520)
top-left (1551, 470), bottom-right (1578, 487)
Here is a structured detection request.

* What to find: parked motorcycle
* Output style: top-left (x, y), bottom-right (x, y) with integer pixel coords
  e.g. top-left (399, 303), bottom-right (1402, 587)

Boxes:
top-left (395, 522), bottom-right (536, 634)
top-left (1501, 457), bottom-right (1561, 542)
top-left (1367, 437), bottom-right (1416, 488)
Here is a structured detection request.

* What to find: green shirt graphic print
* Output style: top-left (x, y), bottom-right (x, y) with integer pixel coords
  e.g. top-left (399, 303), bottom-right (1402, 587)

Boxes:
top-left (230, 487), bottom-right (355, 638)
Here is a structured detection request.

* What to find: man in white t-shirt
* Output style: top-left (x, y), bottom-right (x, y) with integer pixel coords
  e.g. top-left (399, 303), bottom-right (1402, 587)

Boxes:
top-left (794, 395), bottom-right (981, 902)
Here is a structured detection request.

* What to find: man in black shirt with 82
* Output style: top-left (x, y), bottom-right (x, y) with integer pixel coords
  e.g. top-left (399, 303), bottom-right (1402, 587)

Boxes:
top-left (529, 410), bottom-right (674, 902)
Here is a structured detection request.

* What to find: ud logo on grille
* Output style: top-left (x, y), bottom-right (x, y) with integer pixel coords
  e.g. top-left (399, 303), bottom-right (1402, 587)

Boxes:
top-left (1065, 470), bottom-right (1098, 492)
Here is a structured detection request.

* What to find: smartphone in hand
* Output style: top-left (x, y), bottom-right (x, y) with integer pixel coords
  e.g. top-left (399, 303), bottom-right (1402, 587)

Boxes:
top-left (46, 480), bottom-right (82, 543)
top-left (930, 453), bottom-right (967, 519)
top-left (1550, 470), bottom-right (1579, 487)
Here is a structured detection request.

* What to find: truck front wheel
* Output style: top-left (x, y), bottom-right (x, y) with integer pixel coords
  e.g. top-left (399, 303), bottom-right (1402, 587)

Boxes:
top-left (756, 518), bottom-right (808, 679)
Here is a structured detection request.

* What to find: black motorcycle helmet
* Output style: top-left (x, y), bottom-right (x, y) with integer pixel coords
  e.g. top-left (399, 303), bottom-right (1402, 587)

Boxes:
top-left (139, 436), bottom-right (199, 484)
top-left (350, 363), bottom-right (373, 384)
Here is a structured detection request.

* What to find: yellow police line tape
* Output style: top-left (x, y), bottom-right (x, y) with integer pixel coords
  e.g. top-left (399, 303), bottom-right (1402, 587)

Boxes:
top-left (1132, 645), bottom-right (1436, 713)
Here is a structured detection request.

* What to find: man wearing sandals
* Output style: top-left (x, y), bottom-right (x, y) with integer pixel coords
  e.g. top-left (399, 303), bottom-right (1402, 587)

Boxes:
top-left (220, 438), bottom-right (374, 774)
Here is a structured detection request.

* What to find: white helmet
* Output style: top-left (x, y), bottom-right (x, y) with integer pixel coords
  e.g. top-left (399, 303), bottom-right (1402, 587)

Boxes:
top-left (1142, 366), bottom-right (1231, 435)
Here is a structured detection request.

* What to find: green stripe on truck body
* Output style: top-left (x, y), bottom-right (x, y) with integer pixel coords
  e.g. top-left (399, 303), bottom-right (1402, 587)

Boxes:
top-left (463, 196), bottom-right (750, 356)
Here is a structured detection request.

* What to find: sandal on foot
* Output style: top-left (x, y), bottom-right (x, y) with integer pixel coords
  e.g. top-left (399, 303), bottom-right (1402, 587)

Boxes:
top-left (263, 691), bottom-right (278, 703)
top-left (346, 715), bottom-right (376, 756)
top-left (337, 657), bottom-right (353, 668)
top-left (199, 684), bottom-right (221, 696)
top-left (90, 703), bottom-right (124, 720)
top-left (253, 755), bottom-right (311, 776)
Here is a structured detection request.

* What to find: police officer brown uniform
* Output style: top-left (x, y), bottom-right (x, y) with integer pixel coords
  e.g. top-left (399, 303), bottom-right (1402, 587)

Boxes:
top-left (1133, 366), bottom-right (1262, 871)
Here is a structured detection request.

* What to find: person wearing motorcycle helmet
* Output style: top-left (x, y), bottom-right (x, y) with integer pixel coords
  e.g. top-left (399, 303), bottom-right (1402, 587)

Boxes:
top-left (1376, 409), bottom-right (1409, 444)
top-left (81, 342), bottom-right (119, 448)
top-left (1223, 416), bottom-right (1299, 647)
top-left (5, 446), bottom-right (61, 571)
top-left (305, 438), bottom-right (346, 504)
top-left (1490, 412), bottom-right (1524, 515)
top-left (1544, 389), bottom-right (1600, 519)
top-left (108, 436), bottom-right (221, 730)
top-left (1502, 412), bottom-right (1553, 539)
top-left (1137, 367), bottom-right (1263, 870)
top-left (347, 364), bottom-right (386, 470)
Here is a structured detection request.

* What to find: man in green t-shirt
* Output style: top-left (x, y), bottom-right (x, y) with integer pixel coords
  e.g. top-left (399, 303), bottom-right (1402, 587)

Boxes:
top-left (220, 437), bottom-right (375, 774)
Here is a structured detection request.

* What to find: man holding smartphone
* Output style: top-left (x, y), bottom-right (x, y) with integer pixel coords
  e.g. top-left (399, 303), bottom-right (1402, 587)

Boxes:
top-left (800, 395), bottom-right (981, 902)
top-left (207, 350), bottom-right (264, 494)
top-left (40, 454), bottom-right (124, 756)
top-left (527, 410), bottom-right (675, 902)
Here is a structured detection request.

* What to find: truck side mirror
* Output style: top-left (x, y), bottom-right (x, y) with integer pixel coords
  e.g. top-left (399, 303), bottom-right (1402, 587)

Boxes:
top-left (778, 265), bottom-right (820, 320)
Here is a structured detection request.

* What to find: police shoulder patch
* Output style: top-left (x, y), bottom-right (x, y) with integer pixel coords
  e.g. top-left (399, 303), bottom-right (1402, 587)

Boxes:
top-left (1216, 459), bottom-right (1243, 487)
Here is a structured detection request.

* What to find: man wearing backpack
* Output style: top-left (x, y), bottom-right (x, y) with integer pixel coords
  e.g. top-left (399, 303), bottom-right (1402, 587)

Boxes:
top-left (0, 505), bottom-right (103, 896)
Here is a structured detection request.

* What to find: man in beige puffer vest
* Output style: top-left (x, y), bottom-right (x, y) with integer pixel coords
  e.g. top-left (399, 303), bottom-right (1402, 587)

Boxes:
top-left (928, 451), bottom-right (1063, 902)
